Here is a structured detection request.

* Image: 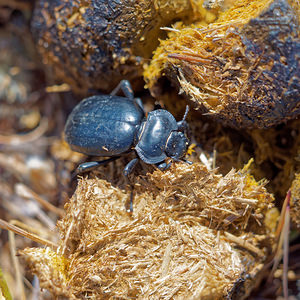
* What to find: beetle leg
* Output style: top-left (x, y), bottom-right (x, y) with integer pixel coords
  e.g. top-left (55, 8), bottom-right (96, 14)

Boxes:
top-left (134, 97), bottom-right (145, 112)
top-left (110, 80), bottom-right (134, 100)
top-left (129, 189), bottom-right (134, 213)
top-left (181, 158), bottom-right (193, 165)
top-left (156, 161), bottom-right (172, 171)
top-left (171, 157), bottom-right (193, 166)
top-left (123, 158), bottom-right (139, 177)
top-left (75, 156), bottom-right (121, 174)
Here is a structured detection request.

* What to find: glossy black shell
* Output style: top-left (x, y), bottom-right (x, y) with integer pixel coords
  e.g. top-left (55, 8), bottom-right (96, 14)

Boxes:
top-left (64, 95), bottom-right (144, 156)
top-left (135, 110), bottom-right (178, 164)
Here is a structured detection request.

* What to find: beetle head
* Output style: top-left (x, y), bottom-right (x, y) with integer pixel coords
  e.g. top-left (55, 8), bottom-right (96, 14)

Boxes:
top-left (166, 131), bottom-right (189, 160)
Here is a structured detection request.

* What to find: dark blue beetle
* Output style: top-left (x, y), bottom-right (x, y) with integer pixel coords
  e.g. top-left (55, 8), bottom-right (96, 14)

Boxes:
top-left (64, 80), bottom-right (191, 176)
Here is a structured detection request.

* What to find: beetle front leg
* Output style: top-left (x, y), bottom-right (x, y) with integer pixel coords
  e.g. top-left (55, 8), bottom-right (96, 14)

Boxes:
top-left (110, 80), bottom-right (134, 100)
top-left (172, 157), bottom-right (193, 165)
top-left (156, 161), bottom-right (172, 171)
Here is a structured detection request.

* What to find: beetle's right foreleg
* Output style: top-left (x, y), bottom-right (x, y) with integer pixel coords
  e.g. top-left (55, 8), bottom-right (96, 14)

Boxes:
top-left (110, 80), bottom-right (134, 100)
top-left (75, 156), bottom-right (121, 175)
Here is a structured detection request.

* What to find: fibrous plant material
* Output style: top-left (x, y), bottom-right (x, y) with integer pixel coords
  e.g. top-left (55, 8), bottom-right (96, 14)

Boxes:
top-left (144, 0), bottom-right (300, 129)
top-left (31, 0), bottom-right (206, 93)
top-left (21, 162), bottom-right (276, 299)
top-left (290, 173), bottom-right (300, 228)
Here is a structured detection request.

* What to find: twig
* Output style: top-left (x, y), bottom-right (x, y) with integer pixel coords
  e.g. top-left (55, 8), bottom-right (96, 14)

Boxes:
top-left (0, 266), bottom-right (12, 300)
top-left (0, 219), bottom-right (58, 249)
top-left (168, 53), bottom-right (213, 64)
top-left (224, 231), bottom-right (264, 257)
top-left (161, 242), bottom-right (172, 278)
top-left (0, 119), bottom-right (48, 145)
top-left (45, 83), bottom-right (71, 93)
top-left (275, 190), bottom-right (291, 238)
top-left (9, 231), bottom-right (26, 300)
top-left (15, 183), bottom-right (64, 217)
top-left (268, 190), bottom-right (291, 292)
top-left (283, 196), bottom-right (290, 300)
top-left (160, 27), bottom-right (180, 33)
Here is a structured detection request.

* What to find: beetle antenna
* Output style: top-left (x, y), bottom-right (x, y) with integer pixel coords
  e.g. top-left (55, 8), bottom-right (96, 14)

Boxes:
top-left (177, 105), bottom-right (190, 132)
top-left (182, 105), bottom-right (189, 122)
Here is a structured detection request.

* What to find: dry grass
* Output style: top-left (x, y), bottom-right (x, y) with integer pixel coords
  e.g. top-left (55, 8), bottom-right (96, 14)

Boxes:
top-left (21, 162), bottom-right (276, 299)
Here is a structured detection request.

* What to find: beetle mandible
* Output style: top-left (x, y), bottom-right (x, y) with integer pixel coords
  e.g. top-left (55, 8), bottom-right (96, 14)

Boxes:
top-left (64, 80), bottom-right (191, 176)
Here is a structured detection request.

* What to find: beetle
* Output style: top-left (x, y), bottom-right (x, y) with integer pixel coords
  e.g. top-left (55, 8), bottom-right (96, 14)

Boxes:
top-left (64, 80), bottom-right (191, 176)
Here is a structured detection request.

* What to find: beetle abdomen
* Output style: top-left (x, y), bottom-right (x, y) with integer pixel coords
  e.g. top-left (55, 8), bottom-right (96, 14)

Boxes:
top-left (65, 95), bottom-right (144, 156)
